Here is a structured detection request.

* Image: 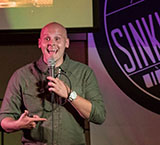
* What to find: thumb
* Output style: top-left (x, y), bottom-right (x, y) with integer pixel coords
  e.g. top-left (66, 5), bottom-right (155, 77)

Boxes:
top-left (20, 110), bottom-right (29, 119)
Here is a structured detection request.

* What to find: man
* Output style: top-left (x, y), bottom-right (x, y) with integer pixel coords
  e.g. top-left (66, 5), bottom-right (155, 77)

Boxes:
top-left (0, 22), bottom-right (106, 145)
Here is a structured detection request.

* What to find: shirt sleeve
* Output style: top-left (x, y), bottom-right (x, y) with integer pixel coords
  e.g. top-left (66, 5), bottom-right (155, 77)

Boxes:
top-left (84, 69), bottom-right (106, 124)
top-left (0, 71), bottom-right (23, 124)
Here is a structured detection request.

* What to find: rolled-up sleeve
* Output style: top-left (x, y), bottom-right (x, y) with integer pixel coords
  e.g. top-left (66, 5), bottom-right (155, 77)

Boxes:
top-left (84, 69), bottom-right (106, 124)
top-left (0, 71), bottom-right (22, 124)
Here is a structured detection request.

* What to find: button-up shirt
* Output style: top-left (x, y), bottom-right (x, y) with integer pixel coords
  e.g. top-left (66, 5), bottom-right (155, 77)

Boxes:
top-left (0, 54), bottom-right (106, 145)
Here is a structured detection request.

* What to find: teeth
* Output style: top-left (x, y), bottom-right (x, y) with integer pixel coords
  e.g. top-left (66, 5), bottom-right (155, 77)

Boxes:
top-left (49, 49), bottom-right (56, 52)
top-left (47, 48), bottom-right (58, 53)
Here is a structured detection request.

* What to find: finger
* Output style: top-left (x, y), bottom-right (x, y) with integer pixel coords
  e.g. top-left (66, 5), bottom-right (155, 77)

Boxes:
top-left (20, 110), bottom-right (29, 119)
top-left (48, 81), bottom-right (56, 87)
top-left (32, 115), bottom-right (47, 121)
top-left (27, 122), bottom-right (36, 129)
top-left (48, 86), bottom-right (60, 94)
top-left (48, 87), bottom-right (55, 93)
top-left (24, 110), bottom-right (29, 116)
top-left (48, 80), bottom-right (61, 91)
top-left (24, 110), bottom-right (29, 114)
top-left (47, 76), bottom-right (61, 84)
top-left (31, 117), bottom-right (47, 122)
top-left (47, 76), bottom-right (56, 82)
top-left (31, 122), bottom-right (36, 128)
top-left (33, 115), bottom-right (39, 118)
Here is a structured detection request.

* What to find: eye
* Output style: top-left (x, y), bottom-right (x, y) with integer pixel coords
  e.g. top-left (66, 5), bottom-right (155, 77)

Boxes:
top-left (44, 36), bottom-right (50, 41)
top-left (55, 36), bottom-right (61, 41)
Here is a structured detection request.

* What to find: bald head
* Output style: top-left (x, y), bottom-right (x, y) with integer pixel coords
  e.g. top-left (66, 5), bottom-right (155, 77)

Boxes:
top-left (38, 22), bottom-right (70, 66)
top-left (40, 22), bottom-right (68, 38)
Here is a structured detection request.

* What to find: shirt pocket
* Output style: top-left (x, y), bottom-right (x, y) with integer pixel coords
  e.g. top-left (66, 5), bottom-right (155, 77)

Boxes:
top-left (23, 88), bottom-right (44, 113)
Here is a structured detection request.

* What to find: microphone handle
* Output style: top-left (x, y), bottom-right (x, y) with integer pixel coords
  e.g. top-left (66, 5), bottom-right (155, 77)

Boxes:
top-left (49, 65), bottom-right (55, 78)
top-left (49, 65), bottom-right (55, 103)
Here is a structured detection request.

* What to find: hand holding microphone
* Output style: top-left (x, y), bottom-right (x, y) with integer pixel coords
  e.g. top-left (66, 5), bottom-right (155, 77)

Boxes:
top-left (47, 57), bottom-right (70, 99)
top-left (47, 76), bottom-right (70, 99)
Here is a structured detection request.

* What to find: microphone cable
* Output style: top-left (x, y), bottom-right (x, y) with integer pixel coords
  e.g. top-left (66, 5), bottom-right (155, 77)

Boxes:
top-left (51, 68), bottom-right (72, 145)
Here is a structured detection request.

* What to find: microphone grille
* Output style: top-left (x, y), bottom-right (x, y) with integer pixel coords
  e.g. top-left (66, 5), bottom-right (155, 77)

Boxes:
top-left (48, 57), bottom-right (55, 67)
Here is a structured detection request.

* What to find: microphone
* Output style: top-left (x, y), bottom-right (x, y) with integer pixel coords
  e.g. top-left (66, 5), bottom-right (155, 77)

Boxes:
top-left (48, 57), bottom-right (55, 103)
top-left (48, 57), bottom-right (56, 78)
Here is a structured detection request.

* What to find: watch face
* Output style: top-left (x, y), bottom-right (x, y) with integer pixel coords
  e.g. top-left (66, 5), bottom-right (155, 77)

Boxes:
top-left (93, 0), bottom-right (160, 114)
top-left (69, 91), bottom-right (77, 101)
top-left (71, 91), bottom-right (77, 99)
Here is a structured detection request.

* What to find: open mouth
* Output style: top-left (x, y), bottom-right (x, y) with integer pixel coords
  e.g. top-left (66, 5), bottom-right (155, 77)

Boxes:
top-left (47, 46), bottom-right (58, 54)
top-left (47, 49), bottom-right (57, 53)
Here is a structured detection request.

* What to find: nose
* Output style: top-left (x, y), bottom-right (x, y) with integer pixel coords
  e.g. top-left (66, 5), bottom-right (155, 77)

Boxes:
top-left (50, 39), bottom-right (56, 46)
top-left (47, 43), bottom-right (55, 48)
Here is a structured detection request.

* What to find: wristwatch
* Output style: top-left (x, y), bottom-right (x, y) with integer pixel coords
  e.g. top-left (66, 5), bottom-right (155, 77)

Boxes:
top-left (68, 91), bottom-right (77, 102)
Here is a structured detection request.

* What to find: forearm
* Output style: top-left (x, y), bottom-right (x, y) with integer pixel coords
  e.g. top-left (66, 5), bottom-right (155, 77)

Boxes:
top-left (1, 117), bottom-right (20, 133)
top-left (71, 95), bottom-right (92, 119)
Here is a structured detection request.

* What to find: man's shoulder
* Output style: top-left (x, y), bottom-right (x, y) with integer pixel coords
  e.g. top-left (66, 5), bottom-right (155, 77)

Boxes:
top-left (69, 59), bottom-right (90, 69)
top-left (68, 59), bottom-right (93, 75)
top-left (17, 61), bottom-right (35, 71)
top-left (13, 61), bottom-right (36, 77)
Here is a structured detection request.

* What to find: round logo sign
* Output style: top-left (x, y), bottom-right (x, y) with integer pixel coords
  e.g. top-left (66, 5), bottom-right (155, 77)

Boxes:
top-left (94, 0), bottom-right (160, 114)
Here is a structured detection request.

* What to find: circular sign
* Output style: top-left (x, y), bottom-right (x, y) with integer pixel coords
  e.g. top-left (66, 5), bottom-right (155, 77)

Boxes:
top-left (94, 0), bottom-right (160, 114)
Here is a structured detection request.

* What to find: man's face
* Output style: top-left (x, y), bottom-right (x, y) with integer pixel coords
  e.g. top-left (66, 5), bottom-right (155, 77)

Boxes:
top-left (38, 23), bottom-right (69, 66)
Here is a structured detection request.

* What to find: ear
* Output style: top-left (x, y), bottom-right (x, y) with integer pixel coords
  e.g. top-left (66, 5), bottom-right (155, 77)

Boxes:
top-left (38, 38), bottom-right (41, 48)
top-left (65, 38), bottom-right (70, 48)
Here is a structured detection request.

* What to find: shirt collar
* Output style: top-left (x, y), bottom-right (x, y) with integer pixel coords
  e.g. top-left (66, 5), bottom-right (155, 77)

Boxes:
top-left (36, 53), bottom-right (70, 74)
top-left (59, 53), bottom-right (70, 73)
top-left (36, 56), bottom-right (48, 74)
